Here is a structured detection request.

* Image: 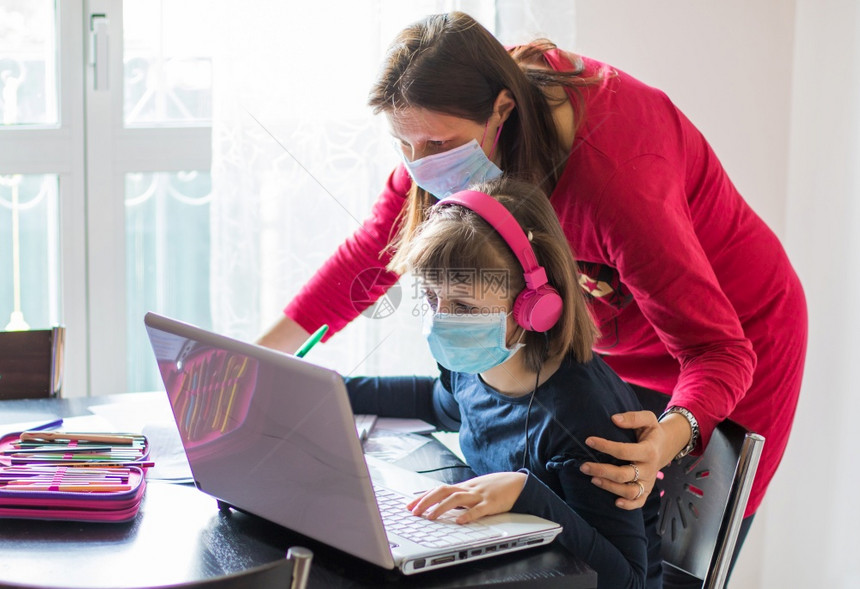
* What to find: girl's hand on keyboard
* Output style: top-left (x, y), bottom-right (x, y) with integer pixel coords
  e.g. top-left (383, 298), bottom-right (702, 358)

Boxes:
top-left (406, 472), bottom-right (527, 524)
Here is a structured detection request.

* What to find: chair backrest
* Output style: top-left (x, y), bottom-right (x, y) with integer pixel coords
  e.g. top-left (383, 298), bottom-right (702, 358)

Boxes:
top-left (658, 419), bottom-right (764, 589)
top-left (0, 547), bottom-right (312, 589)
top-left (160, 558), bottom-right (296, 589)
top-left (0, 326), bottom-right (65, 400)
top-left (628, 384), bottom-right (765, 589)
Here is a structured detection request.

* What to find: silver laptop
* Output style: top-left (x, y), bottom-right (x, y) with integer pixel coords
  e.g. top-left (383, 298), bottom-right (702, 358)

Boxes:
top-left (143, 312), bottom-right (561, 574)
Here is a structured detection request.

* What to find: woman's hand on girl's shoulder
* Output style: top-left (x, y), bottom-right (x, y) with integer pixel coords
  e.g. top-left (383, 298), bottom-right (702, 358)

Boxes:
top-left (406, 472), bottom-right (528, 524)
top-left (578, 410), bottom-right (672, 509)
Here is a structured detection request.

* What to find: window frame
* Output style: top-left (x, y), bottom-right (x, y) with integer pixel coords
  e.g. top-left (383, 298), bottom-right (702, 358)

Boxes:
top-left (0, 1), bottom-right (88, 396)
top-left (1, 0), bottom-right (212, 397)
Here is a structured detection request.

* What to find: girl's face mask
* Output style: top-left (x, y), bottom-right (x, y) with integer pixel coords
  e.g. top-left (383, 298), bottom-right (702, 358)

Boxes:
top-left (398, 120), bottom-right (504, 199)
top-left (422, 311), bottom-right (523, 374)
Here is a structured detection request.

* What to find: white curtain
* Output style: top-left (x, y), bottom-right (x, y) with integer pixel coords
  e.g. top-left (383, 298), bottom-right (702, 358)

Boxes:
top-left (209, 0), bottom-right (576, 377)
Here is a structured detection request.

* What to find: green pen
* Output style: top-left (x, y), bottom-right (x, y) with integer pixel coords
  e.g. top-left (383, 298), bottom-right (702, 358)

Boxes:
top-left (295, 324), bottom-right (329, 358)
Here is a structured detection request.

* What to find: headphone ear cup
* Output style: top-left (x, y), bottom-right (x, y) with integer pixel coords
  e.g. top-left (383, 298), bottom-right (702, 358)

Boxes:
top-left (513, 285), bottom-right (563, 332)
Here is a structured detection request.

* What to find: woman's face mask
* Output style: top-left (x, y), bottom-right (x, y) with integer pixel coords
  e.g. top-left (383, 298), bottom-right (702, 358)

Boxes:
top-left (394, 114), bottom-right (504, 199)
top-left (400, 139), bottom-right (502, 199)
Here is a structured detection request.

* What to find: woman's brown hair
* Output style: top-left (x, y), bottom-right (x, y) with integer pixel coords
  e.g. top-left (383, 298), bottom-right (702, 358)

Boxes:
top-left (368, 11), bottom-right (606, 255)
top-left (389, 177), bottom-right (598, 371)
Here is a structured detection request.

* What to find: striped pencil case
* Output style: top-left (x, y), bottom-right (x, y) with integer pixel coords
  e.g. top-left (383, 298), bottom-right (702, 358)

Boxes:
top-left (0, 464), bottom-right (146, 522)
top-left (0, 431), bottom-right (151, 522)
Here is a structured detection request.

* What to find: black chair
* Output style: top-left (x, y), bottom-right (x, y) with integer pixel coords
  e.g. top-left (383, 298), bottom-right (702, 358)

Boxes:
top-left (631, 385), bottom-right (764, 589)
top-left (0, 326), bottom-right (64, 400)
top-left (0, 547), bottom-right (313, 589)
top-left (658, 420), bottom-right (763, 589)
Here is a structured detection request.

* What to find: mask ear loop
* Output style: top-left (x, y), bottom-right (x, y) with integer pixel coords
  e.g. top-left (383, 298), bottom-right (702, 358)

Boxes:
top-left (490, 120), bottom-right (504, 160)
top-left (480, 118), bottom-right (505, 160)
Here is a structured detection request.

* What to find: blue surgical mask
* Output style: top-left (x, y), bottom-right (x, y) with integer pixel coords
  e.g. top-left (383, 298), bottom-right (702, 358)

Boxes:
top-left (400, 139), bottom-right (503, 199)
top-left (423, 311), bottom-right (523, 374)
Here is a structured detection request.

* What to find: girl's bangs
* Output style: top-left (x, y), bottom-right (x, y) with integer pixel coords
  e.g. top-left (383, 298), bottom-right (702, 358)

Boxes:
top-left (405, 216), bottom-right (508, 286)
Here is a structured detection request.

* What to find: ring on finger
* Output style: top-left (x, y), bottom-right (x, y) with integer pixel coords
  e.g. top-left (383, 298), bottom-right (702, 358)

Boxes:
top-left (628, 480), bottom-right (645, 500)
top-left (627, 463), bottom-right (640, 484)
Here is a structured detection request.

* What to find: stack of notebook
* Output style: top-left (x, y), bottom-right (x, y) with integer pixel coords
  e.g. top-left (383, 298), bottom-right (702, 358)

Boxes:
top-left (0, 431), bottom-right (151, 522)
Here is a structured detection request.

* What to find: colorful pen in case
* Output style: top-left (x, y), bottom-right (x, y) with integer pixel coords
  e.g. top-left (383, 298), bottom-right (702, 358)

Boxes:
top-left (9, 445), bottom-right (143, 454)
top-left (295, 324), bottom-right (328, 358)
top-left (1, 467), bottom-right (133, 475)
top-left (1, 468), bottom-right (128, 474)
top-left (12, 458), bottom-right (151, 466)
top-left (10, 441), bottom-right (144, 451)
top-left (25, 461), bottom-right (154, 468)
top-left (18, 432), bottom-right (142, 445)
top-left (3, 446), bottom-right (142, 462)
top-left (1, 475), bottom-right (127, 481)
top-left (23, 418), bottom-right (64, 431)
top-left (2, 484), bottom-right (132, 492)
top-left (0, 464), bottom-right (135, 492)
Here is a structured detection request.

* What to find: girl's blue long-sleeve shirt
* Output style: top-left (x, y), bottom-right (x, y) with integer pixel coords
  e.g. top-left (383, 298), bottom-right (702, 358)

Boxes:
top-left (345, 353), bottom-right (662, 589)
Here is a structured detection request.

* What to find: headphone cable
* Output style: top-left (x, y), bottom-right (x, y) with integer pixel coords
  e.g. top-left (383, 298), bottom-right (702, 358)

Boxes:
top-left (521, 333), bottom-right (549, 471)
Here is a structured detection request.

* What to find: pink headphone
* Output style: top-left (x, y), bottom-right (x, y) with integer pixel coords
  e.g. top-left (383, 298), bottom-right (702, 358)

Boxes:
top-left (437, 190), bottom-right (563, 332)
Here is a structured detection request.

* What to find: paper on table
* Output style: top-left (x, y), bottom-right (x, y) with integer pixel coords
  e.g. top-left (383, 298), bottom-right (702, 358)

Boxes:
top-left (57, 414), bottom-right (116, 432)
top-left (1, 419), bottom-right (62, 438)
top-left (431, 431), bottom-right (467, 464)
top-left (374, 417), bottom-right (435, 435)
top-left (2, 415), bottom-right (143, 442)
top-left (88, 393), bottom-right (193, 483)
top-left (87, 392), bottom-right (172, 433)
top-left (361, 418), bottom-right (437, 462)
top-left (0, 413), bottom-right (63, 434)
top-left (363, 432), bottom-right (430, 463)
top-left (354, 414), bottom-right (378, 442)
top-left (139, 423), bottom-right (194, 483)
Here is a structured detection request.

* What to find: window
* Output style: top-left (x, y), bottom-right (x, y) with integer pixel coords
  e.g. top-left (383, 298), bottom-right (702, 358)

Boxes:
top-left (121, 0), bottom-right (215, 392)
top-left (1, 0), bottom-right (575, 395)
top-left (0, 1), bottom-right (86, 394)
top-left (0, 0), bottom-right (213, 396)
top-left (0, 174), bottom-right (60, 331)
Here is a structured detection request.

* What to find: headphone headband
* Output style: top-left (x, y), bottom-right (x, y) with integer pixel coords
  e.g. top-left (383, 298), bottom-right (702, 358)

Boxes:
top-left (439, 190), bottom-right (547, 289)
top-left (436, 189), bottom-right (563, 332)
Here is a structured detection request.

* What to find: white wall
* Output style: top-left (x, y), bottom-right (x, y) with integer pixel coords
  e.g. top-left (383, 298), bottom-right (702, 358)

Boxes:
top-left (572, 1), bottom-right (795, 237)
top-left (771, 0), bottom-right (860, 586)
top-left (570, 2), bottom-right (800, 587)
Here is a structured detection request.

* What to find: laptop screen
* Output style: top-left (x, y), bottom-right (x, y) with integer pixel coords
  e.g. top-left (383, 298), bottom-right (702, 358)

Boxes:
top-left (144, 312), bottom-right (393, 567)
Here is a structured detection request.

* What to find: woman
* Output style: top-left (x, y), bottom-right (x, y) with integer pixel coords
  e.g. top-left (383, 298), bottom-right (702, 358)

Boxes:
top-left (347, 177), bottom-right (659, 588)
top-left (258, 12), bottom-right (807, 584)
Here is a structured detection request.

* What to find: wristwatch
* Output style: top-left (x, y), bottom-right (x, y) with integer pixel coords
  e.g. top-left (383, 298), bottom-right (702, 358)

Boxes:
top-left (659, 405), bottom-right (700, 461)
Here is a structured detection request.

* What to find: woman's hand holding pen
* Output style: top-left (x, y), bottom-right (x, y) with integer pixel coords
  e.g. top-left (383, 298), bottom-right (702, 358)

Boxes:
top-left (406, 472), bottom-right (527, 524)
top-left (579, 410), bottom-right (689, 509)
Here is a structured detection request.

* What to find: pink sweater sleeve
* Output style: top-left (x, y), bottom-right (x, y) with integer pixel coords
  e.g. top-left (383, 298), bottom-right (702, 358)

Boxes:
top-left (595, 155), bottom-right (757, 450)
top-left (284, 165), bottom-right (412, 340)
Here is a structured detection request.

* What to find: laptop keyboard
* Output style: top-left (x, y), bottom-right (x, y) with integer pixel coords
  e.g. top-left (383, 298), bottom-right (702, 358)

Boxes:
top-left (374, 485), bottom-right (502, 548)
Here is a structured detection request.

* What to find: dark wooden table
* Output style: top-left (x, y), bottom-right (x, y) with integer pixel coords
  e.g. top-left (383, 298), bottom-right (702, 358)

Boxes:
top-left (0, 395), bottom-right (597, 589)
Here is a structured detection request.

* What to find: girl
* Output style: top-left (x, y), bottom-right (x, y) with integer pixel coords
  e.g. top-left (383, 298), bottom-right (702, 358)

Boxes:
top-left (346, 177), bottom-right (660, 589)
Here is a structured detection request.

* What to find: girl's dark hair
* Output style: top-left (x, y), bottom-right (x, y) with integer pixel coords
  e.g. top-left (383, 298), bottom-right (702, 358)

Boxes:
top-left (389, 177), bottom-right (598, 370)
top-left (368, 11), bottom-right (606, 254)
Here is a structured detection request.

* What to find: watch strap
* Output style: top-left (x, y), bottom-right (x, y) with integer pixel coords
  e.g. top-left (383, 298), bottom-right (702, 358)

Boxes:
top-left (659, 405), bottom-right (700, 461)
